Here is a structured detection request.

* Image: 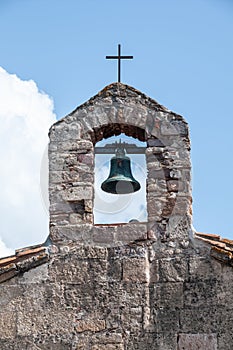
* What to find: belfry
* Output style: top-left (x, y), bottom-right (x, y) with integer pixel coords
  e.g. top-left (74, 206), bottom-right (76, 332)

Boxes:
top-left (0, 47), bottom-right (233, 349)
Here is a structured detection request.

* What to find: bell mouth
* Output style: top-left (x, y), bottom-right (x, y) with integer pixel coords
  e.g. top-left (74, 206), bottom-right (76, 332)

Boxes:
top-left (101, 178), bottom-right (141, 194)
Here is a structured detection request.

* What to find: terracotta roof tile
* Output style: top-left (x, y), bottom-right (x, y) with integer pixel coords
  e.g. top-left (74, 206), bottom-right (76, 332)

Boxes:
top-left (16, 246), bottom-right (46, 257)
top-left (195, 232), bottom-right (221, 240)
top-left (0, 256), bottom-right (17, 266)
top-left (195, 232), bottom-right (233, 265)
top-left (0, 244), bottom-right (50, 284)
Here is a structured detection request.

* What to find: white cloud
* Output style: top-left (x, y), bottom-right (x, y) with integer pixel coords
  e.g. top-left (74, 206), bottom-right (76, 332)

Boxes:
top-left (0, 67), bottom-right (56, 257)
top-left (0, 237), bottom-right (14, 258)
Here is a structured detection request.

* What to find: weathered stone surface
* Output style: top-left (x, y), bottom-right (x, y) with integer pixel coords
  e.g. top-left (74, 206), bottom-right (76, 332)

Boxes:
top-left (0, 312), bottom-right (16, 339)
top-left (122, 257), bottom-right (149, 283)
top-left (62, 185), bottom-right (93, 201)
top-left (151, 282), bottom-right (184, 308)
top-left (49, 122), bottom-right (81, 141)
top-left (48, 83), bottom-right (192, 248)
top-left (177, 333), bottom-right (217, 350)
top-left (92, 345), bottom-right (124, 350)
top-left (114, 223), bottom-right (147, 243)
top-left (0, 83), bottom-right (232, 349)
top-left (159, 257), bottom-right (188, 282)
top-left (76, 319), bottom-right (106, 332)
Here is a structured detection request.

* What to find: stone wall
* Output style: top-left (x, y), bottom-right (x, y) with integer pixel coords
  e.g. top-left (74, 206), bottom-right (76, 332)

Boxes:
top-left (0, 83), bottom-right (232, 349)
top-left (0, 239), bottom-right (233, 349)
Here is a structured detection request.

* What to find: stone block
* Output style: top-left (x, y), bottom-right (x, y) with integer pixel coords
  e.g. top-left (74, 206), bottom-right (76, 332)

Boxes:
top-left (80, 115), bottom-right (100, 133)
top-left (76, 319), bottom-right (106, 333)
top-left (151, 282), bottom-right (184, 309)
top-left (114, 223), bottom-right (147, 243)
top-left (147, 159), bottom-right (163, 171)
top-left (0, 285), bottom-right (24, 311)
top-left (217, 332), bottom-right (233, 350)
top-left (50, 169), bottom-right (93, 184)
top-left (161, 119), bottom-right (188, 136)
top-left (147, 138), bottom-right (165, 147)
top-left (217, 307), bottom-right (233, 333)
top-left (92, 226), bottom-right (115, 245)
top-left (98, 106), bottom-right (117, 124)
top-left (50, 200), bottom-right (85, 215)
top-left (18, 263), bottom-right (48, 284)
top-left (62, 186), bottom-right (93, 201)
top-left (168, 214), bottom-right (192, 241)
top-left (147, 179), bottom-right (167, 193)
top-left (113, 281), bottom-right (148, 308)
top-left (49, 224), bottom-right (93, 243)
top-left (48, 256), bottom-right (90, 284)
top-left (77, 152), bottom-right (94, 165)
top-left (156, 309), bottom-right (180, 333)
top-left (121, 306), bottom-right (143, 332)
top-left (92, 332), bottom-right (123, 344)
top-left (155, 333), bottom-right (178, 350)
top-left (189, 255), bottom-right (222, 283)
top-left (177, 333), bottom-right (217, 350)
top-left (180, 307), bottom-right (219, 333)
top-left (184, 279), bottom-right (221, 308)
top-left (123, 258), bottom-right (149, 283)
top-left (147, 197), bottom-right (165, 217)
top-left (50, 140), bottom-right (93, 152)
top-left (17, 310), bottom-right (75, 336)
top-left (49, 122), bottom-right (81, 141)
top-left (69, 213), bottom-right (84, 224)
top-left (149, 259), bottom-right (159, 283)
top-left (161, 121), bottom-right (180, 136)
top-left (49, 153), bottom-right (67, 171)
top-left (159, 257), bottom-right (187, 282)
top-left (72, 245), bottom-right (107, 259)
top-left (49, 170), bottom-right (73, 183)
top-left (64, 283), bottom-right (93, 309)
top-left (162, 196), bottom-right (191, 217)
top-left (85, 199), bottom-right (93, 212)
top-left (0, 312), bottom-right (16, 339)
top-left (107, 259), bottom-right (122, 281)
top-left (18, 283), bottom-right (64, 311)
top-left (89, 259), bottom-right (108, 282)
top-left (109, 245), bottom-right (147, 259)
top-left (167, 179), bottom-right (184, 192)
top-left (50, 213), bottom-right (69, 226)
top-left (49, 152), bottom-right (93, 173)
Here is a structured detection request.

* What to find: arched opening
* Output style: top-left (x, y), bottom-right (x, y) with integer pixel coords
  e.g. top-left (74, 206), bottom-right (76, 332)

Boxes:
top-left (94, 133), bottom-right (147, 225)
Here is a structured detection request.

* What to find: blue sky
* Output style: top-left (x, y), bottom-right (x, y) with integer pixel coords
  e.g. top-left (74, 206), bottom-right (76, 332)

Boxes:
top-left (0, 0), bottom-right (233, 254)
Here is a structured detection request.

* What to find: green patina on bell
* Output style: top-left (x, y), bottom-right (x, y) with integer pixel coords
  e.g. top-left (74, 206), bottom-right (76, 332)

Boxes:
top-left (101, 148), bottom-right (141, 194)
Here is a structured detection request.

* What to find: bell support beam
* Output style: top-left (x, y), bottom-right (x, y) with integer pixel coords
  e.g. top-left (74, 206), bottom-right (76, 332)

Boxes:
top-left (95, 143), bottom-right (146, 155)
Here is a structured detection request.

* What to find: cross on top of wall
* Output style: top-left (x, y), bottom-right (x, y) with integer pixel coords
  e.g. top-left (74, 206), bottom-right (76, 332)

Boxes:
top-left (106, 44), bottom-right (133, 82)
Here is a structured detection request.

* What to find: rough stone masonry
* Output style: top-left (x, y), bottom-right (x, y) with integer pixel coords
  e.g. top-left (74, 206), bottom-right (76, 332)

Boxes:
top-left (0, 83), bottom-right (233, 349)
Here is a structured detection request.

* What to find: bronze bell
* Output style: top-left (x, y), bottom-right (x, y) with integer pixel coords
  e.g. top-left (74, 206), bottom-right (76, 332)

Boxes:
top-left (101, 148), bottom-right (141, 194)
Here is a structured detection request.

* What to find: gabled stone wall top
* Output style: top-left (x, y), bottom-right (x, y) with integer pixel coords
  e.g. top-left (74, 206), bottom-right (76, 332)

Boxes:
top-left (49, 83), bottom-right (192, 251)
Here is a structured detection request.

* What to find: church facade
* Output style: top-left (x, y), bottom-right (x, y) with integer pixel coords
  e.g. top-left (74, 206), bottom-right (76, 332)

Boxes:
top-left (0, 83), bottom-right (233, 349)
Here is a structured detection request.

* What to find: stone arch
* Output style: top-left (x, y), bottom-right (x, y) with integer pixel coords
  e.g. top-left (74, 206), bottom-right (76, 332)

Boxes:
top-left (92, 124), bottom-right (148, 225)
top-left (90, 123), bottom-right (146, 144)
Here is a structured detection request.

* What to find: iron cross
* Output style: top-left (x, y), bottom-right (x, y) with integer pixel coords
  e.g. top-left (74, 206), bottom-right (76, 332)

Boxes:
top-left (106, 44), bottom-right (133, 83)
